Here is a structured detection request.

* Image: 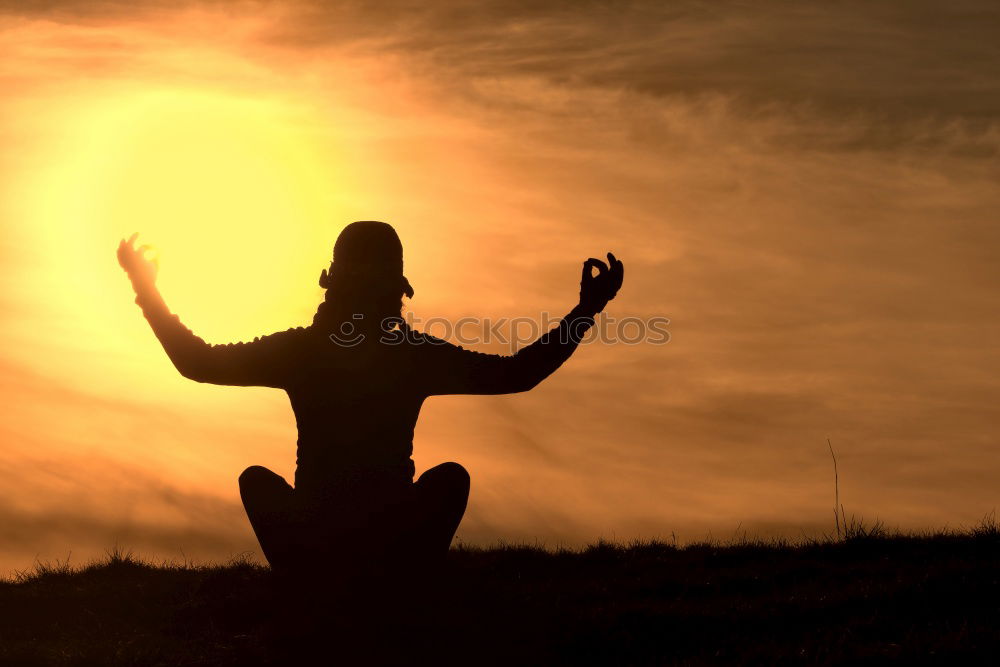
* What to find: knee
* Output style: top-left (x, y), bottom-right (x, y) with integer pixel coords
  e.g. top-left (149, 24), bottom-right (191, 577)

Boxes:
top-left (238, 465), bottom-right (273, 491)
top-left (433, 461), bottom-right (470, 493)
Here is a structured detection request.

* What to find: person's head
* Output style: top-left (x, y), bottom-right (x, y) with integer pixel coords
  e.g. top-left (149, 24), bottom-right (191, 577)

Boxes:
top-left (314, 220), bottom-right (413, 330)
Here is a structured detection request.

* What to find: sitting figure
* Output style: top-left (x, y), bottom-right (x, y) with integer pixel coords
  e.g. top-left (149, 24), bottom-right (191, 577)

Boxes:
top-left (117, 221), bottom-right (623, 575)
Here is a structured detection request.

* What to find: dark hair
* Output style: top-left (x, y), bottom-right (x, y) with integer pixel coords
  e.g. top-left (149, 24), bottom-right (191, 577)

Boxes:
top-left (312, 272), bottom-right (405, 334)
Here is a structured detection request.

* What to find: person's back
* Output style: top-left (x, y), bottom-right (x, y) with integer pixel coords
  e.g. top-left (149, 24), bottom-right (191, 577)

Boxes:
top-left (117, 220), bottom-right (624, 574)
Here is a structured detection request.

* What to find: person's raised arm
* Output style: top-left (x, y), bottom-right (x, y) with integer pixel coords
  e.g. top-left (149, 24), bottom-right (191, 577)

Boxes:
top-left (117, 234), bottom-right (299, 388)
top-left (421, 252), bottom-right (624, 396)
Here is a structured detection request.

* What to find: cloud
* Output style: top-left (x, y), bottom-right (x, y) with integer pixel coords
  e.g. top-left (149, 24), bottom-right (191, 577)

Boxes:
top-left (0, 0), bottom-right (998, 566)
top-left (0, 453), bottom-right (257, 572)
top-left (251, 1), bottom-right (1000, 124)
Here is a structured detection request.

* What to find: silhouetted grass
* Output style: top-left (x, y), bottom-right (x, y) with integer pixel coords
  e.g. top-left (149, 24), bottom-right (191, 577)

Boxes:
top-left (2, 520), bottom-right (998, 665)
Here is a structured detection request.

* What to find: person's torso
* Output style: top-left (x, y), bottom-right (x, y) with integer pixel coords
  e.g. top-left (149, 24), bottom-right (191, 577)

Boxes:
top-left (283, 327), bottom-right (429, 494)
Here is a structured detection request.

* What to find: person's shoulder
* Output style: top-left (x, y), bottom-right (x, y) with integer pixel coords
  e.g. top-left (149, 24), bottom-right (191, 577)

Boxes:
top-left (253, 325), bottom-right (313, 346)
top-left (403, 327), bottom-right (455, 347)
top-left (387, 326), bottom-right (467, 359)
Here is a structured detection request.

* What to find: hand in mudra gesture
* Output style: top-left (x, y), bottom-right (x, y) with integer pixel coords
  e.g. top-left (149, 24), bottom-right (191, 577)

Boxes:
top-left (117, 232), bottom-right (159, 292)
top-left (579, 252), bottom-right (624, 315)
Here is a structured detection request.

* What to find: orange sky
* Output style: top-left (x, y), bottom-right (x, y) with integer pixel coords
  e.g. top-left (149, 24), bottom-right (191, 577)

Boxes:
top-left (1, 1), bottom-right (999, 572)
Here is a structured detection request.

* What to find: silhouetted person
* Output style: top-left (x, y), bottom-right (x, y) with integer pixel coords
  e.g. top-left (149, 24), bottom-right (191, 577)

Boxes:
top-left (117, 221), bottom-right (623, 578)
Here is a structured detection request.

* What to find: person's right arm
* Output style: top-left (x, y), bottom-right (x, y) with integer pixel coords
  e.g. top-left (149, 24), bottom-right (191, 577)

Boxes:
top-left (117, 234), bottom-right (298, 388)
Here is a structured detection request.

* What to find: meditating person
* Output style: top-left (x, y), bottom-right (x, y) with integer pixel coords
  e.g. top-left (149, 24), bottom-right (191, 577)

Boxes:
top-left (117, 221), bottom-right (623, 574)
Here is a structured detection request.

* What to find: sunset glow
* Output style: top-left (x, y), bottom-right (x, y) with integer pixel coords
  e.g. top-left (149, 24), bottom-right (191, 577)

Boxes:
top-left (37, 90), bottom-right (340, 334)
top-left (1, 2), bottom-right (998, 573)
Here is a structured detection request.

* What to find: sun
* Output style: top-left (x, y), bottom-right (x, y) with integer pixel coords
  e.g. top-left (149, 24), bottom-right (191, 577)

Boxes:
top-left (38, 88), bottom-right (351, 346)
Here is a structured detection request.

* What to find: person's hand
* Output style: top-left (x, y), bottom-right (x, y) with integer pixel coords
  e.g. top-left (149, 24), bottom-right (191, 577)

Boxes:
top-left (117, 233), bottom-right (158, 292)
top-left (579, 252), bottom-right (624, 315)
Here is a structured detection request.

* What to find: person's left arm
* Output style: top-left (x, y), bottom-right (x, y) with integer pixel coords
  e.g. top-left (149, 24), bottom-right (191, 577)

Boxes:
top-left (420, 253), bottom-right (624, 396)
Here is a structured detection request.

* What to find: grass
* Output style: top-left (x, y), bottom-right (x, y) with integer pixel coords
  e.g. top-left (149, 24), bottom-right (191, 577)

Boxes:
top-left (2, 520), bottom-right (999, 665)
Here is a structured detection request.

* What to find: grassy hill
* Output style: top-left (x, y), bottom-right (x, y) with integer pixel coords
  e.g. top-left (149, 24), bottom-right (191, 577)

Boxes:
top-left (2, 520), bottom-right (998, 665)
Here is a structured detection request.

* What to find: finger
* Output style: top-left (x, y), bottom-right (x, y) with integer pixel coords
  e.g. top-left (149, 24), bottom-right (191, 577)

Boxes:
top-left (607, 252), bottom-right (620, 275)
top-left (597, 253), bottom-right (620, 296)
top-left (582, 258), bottom-right (606, 283)
top-left (584, 257), bottom-right (609, 277)
top-left (118, 237), bottom-right (134, 260)
top-left (609, 253), bottom-right (624, 283)
top-left (127, 232), bottom-right (138, 247)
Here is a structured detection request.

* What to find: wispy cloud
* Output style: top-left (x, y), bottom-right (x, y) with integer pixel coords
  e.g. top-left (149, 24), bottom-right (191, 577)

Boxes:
top-left (0, 0), bottom-right (998, 570)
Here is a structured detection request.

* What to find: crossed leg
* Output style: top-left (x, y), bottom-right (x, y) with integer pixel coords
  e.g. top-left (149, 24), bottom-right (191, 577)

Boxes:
top-left (412, 461), bottom-right (471, 561)
top-left (239, 461), bottom-right (470, 572)
top-left (238, 465), bottom-right (298, 570)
